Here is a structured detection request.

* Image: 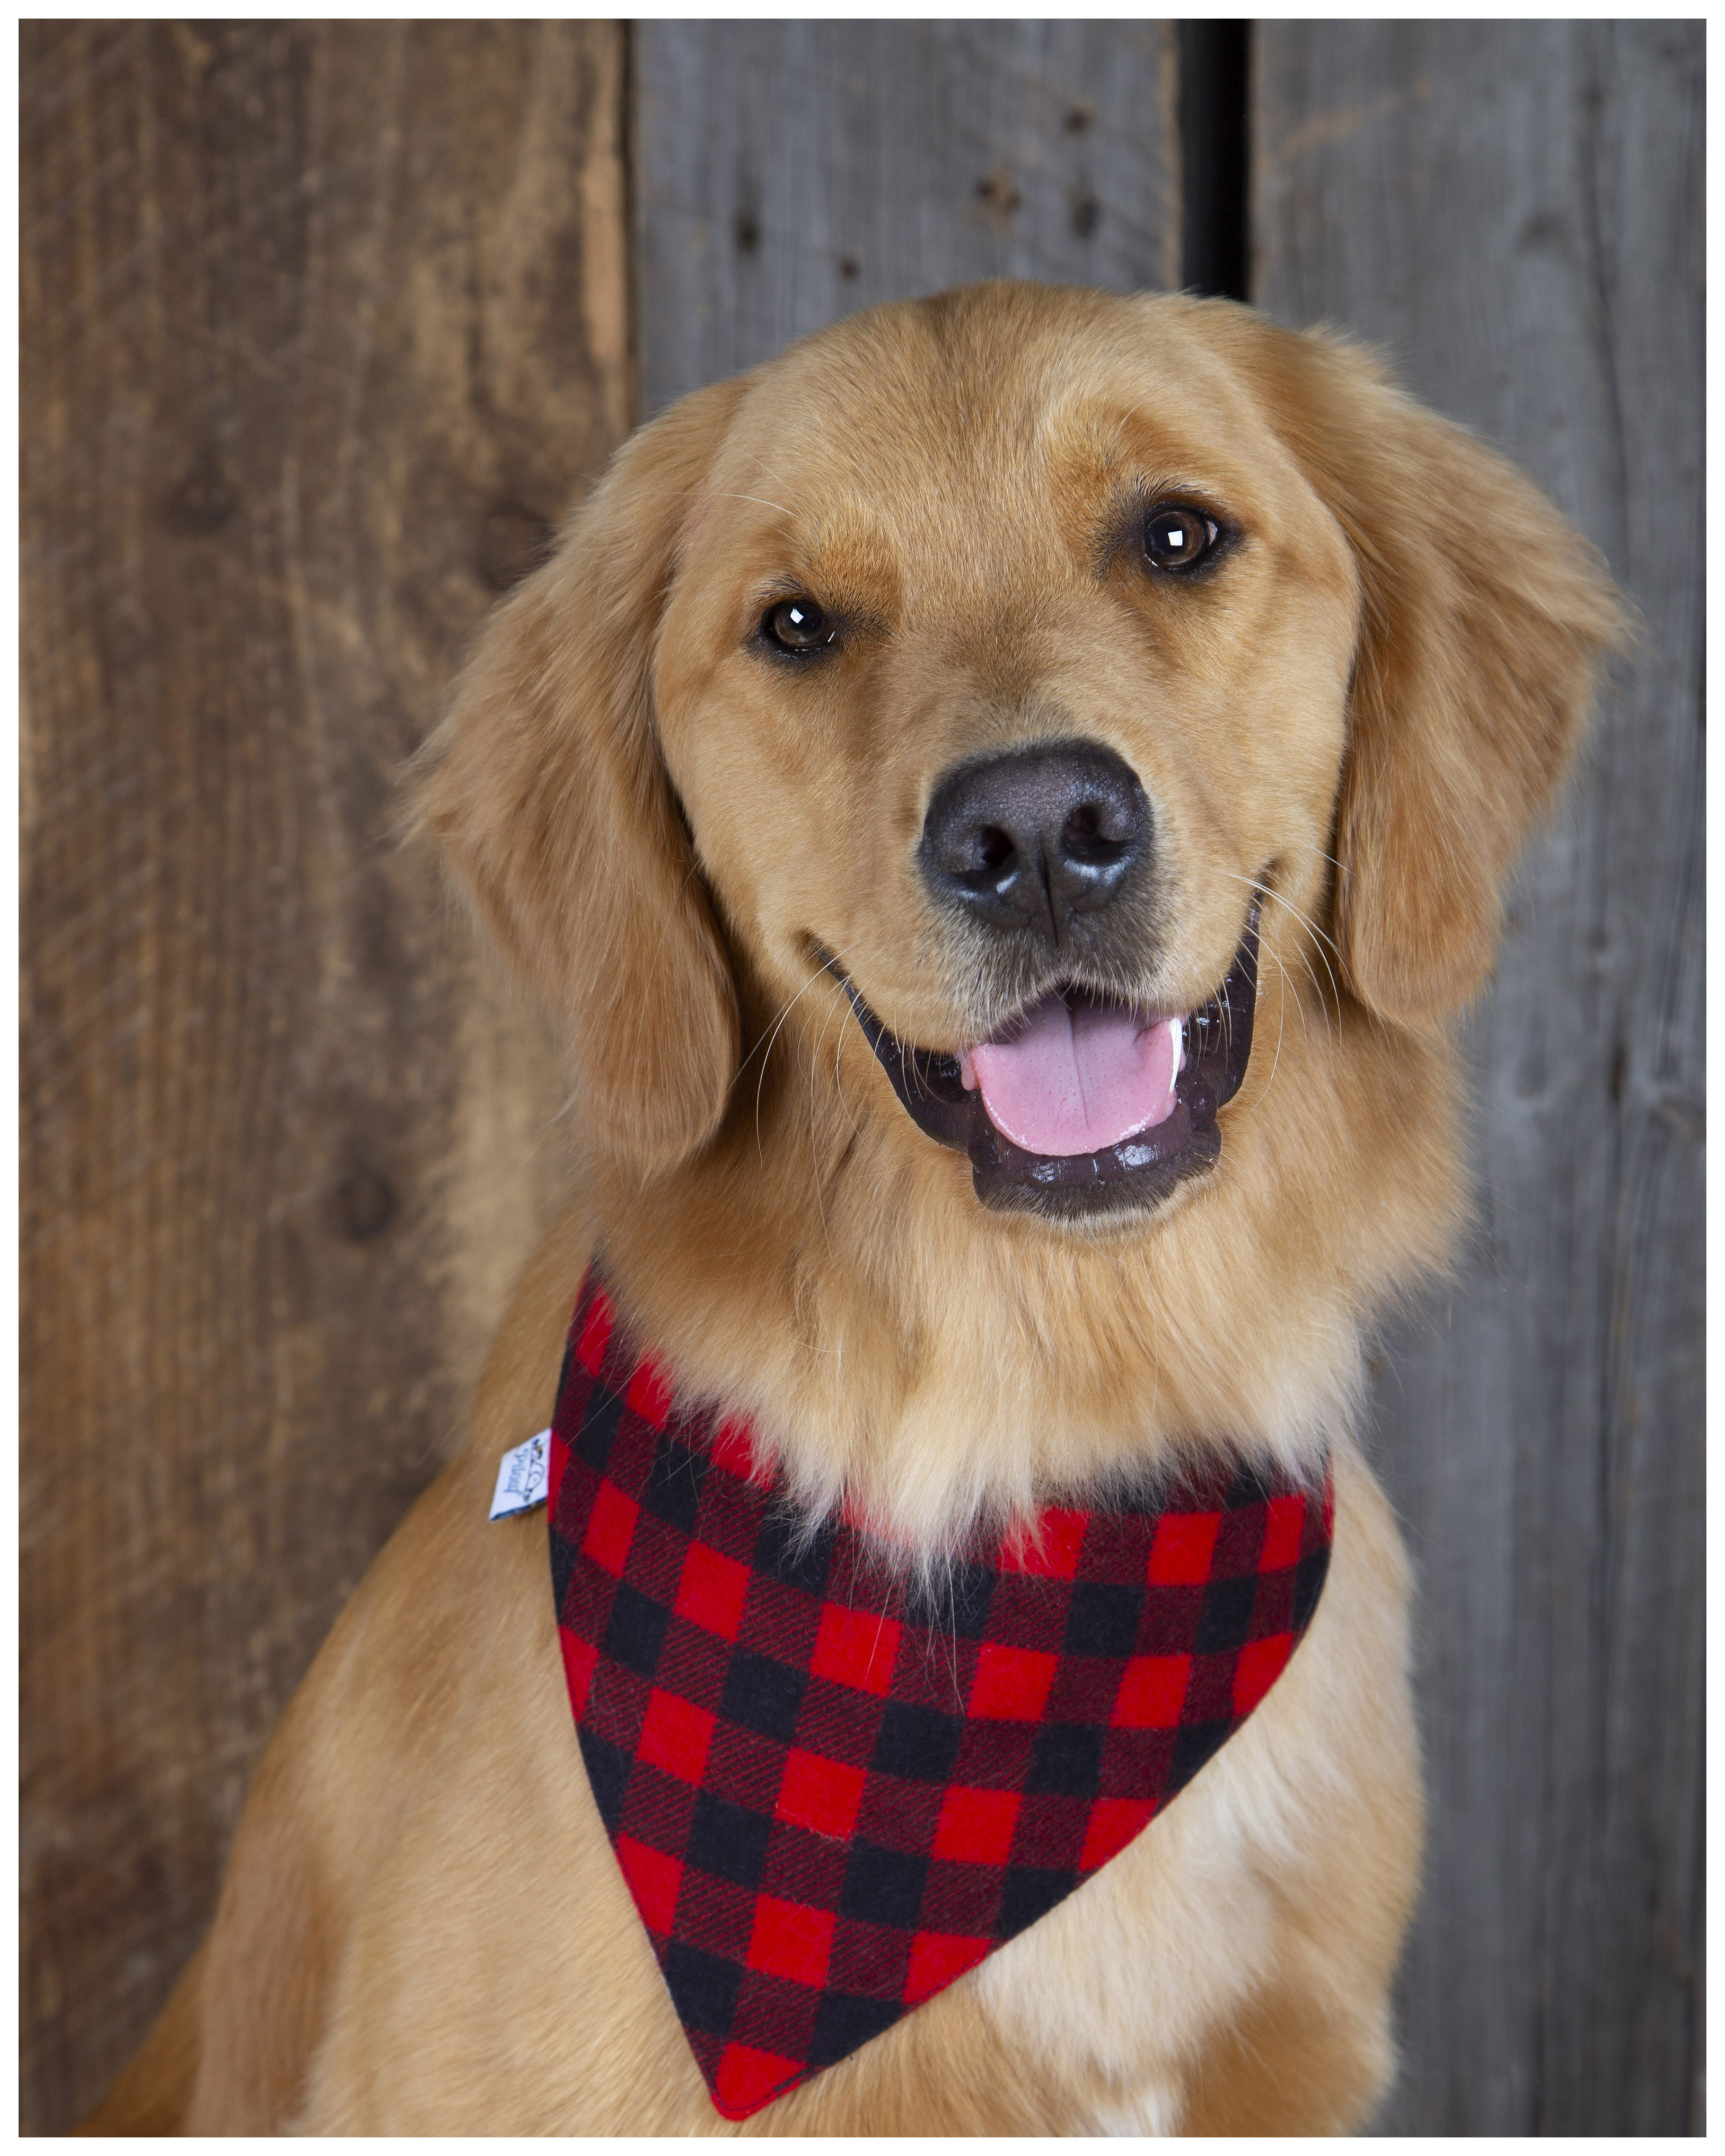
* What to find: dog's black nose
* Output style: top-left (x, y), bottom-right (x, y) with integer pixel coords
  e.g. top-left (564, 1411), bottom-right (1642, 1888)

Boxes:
top-left (919, 741), bottom-right (1151, 943)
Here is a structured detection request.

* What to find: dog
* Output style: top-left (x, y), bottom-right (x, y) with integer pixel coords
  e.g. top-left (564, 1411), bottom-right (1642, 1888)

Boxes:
top-left (86, 282), bottom-right (1622, 2134)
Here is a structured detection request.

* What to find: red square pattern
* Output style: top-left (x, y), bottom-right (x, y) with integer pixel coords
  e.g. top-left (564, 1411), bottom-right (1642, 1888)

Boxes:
top-left (575, 1289), bottom-right (615, 1375)
top-left (931, 1784), bottom-right (1022, 1866)
top-left (714, 2044), bottom-right (802, 2120)
top-left (1259, 1491), bottom-right (1307, 1572)
top-left (583, 1481), bottom-right (639, 1575)
top-left (967, 1640), bottom-right (1059, 1720)
top-left (616, 1833), bottom-right (682, 1934)
top-left (776, 1747), bottom-right (866, 1839)
top-left (746, 1895), bottom-right (835, 1987)
top-left (1111, 1653), bottom-right (1191, 1729)
top-left (639, 1688), bottom-right (716, 1784)
top-left (1147, 1507), bottom-right (1220, 1585)
top-left (627, 1354), bottom-right (674, 1428)
top-left (559, 1630), bottom-right (599, 1717)
top-left (1080, 1797), bottom-right (1156, 1870)
top-left (708, 1416), bottom-right (767, 1486)
top-left (1000, 1506), bottom-right (1088, 1578)
top-left (675, 1540), bottom-right (751, 1641)
top-left (904, 1930), bottom-right (991, 2004)
top-left (810, 1602), bottom-right (902, 1695)
top-left (1233, 1633), bottom-right (1293, 1716)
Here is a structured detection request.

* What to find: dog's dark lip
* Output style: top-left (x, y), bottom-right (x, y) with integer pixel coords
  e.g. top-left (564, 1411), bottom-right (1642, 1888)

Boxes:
top-left (819, 904), bottom-right (1261, 1221)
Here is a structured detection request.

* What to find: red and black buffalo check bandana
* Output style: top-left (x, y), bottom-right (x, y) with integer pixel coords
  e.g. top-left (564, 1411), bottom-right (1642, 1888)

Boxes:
top-left (548, 1274), bottom-right (1333, 2120)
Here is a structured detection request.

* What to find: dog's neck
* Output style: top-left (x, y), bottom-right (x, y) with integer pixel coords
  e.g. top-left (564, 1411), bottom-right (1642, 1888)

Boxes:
top-left (580, 970), bottom-right (1460, 1557)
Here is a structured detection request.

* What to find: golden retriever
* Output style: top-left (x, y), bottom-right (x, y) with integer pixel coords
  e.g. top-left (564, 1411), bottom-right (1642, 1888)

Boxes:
top-left (86, 282), bottom-right (1621, 2135)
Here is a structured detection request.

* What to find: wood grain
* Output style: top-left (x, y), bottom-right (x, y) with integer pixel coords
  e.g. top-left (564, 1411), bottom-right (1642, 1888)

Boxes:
top-left (20, 23), bottom-right (628, 2132)
top-left (634, 20), bottom-right (1178, 413)
top-left (1255, 22), bottom-right (1704, 2134)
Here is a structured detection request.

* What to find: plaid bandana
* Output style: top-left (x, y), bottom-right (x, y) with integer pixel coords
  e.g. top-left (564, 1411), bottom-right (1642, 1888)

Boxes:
top-left (549, 1274), bottom-right (1333, 2120)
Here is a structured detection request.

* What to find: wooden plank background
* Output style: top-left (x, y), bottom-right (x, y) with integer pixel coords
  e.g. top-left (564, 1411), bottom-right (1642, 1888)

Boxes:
top-left (20, 23), bottom-right (627, 2133)
top-left (634, 20), bottom-right (1178, 414)
top-left (1255, 22), bottom-right (1705, 2135)
top-left (21, 20), bottom-right (1703, 2136)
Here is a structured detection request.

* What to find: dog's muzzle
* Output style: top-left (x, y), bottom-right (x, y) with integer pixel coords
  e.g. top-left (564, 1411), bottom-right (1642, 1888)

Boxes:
top-left (829, 903), bottom-right (1260, 1223)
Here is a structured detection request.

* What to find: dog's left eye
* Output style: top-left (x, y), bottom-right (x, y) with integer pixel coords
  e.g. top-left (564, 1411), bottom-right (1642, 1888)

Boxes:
top-left (762, 596), bottom-right (836, 654)
top-left (1143, 503), bottom-right (1221, 573)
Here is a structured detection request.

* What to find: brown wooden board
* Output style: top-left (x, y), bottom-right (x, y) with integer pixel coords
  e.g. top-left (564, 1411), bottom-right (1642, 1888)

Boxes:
top-left (1255, 22), bottom-right (1704, 2134)
top-left (20, 23), bottom-right (628, 2132)
top-left (633, 21), bottom-right (1178, 413)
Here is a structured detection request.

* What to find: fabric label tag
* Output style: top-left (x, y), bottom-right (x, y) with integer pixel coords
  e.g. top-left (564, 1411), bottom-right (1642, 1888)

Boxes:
top-left (489, 1428), bottom-right (551, 1521)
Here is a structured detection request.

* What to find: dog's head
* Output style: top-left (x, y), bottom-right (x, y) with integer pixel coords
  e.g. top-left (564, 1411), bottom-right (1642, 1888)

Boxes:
top-left (416, 285), bottom-right (1621, 1245)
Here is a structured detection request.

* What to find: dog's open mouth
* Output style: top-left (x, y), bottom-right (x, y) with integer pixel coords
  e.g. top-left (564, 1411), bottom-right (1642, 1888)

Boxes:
top-left (830, 904), bottom-right (1259, 1220)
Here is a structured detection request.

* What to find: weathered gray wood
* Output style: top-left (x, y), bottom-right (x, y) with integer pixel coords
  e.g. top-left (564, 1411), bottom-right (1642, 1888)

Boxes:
top-left (1256, 23), bottom-right (1703, 2135)
top-left (634, 21), bottom-right (1178, 412)
top-left (21, 23), bottom-right (627, 2132)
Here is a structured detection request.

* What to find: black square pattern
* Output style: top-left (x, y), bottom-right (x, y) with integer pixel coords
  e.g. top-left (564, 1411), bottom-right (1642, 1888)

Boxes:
top-left (872, 1701), bottom-right (964, 1782)
top-left (809, 1989), bottom-right (900, 2067)
top-left (909, 1559), bottom-right (996, 1639)
top-left (720, 1649), bottom-right (807, 1742)
top-left (687, 1790), bottom-right (773, 1889)
top-left (577, 1727), bottom-right (631, 1834)
top-left (1063, 1581), bottom-right (1144, 1657)
top-left (1027, 1723), bottom-right (1103, 1797)
top-left (551, 1520), bottom-right (579, 1623)
top-left (996, 1864), bottom-right (1076, 1938)
top-left (663, 1940), bottom-right (742, 2036)
top-left (754, 1507), bottom-right (837, 1597)
top-left (576, 1383), bottom-right (627, 1473)
top-left (1194, 1574), bottom-right (1258, 1654)
top-left (642, 1437), bottom-right (707, 1532)
top-left (839, 1839), bottom-right (928, 1928)
top-left (1293, 1548), bottom-right (1331, 1630)
top-left (603, 1582), bottom-right (671, 1677)
top-left (1170, 1718), bottom-right (1231, 1788)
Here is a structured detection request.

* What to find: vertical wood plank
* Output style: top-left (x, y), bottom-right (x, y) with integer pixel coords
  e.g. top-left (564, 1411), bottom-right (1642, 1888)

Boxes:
top-left (634, 21), bottom-right (1179, 413)
top-left (20, 23), bottom-right (628, 2131)
top-left (1254, 23), bottom-right (1703, 2134)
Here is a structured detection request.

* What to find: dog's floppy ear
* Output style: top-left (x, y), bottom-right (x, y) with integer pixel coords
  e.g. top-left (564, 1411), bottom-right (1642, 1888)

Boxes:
top-left (1235, 317), bottom-right (1629, 1021)
top-left (412, 378), bottom-right (747, 1173)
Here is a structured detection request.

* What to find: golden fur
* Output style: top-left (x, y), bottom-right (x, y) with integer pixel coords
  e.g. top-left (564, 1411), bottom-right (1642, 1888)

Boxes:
top-left (85, 284), bottom-right (1622, 2134)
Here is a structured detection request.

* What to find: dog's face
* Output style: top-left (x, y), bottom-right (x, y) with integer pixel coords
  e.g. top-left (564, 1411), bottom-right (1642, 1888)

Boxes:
top-left (418, 282), bottom-right (1618, 1293)
top-left (651, 293), bottom-right (1359, 1220)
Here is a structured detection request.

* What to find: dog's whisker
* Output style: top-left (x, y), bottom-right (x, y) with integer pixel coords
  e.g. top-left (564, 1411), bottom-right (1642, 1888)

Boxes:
top-left (1251, 947), bottom-right (1292, 1110)
top-left (1292, 947), bottom-right (1337, 1053)
top-left (741, 946), bottom-right (884, 1163)
top-left (1214, 865), bottom-right (1343, 979)
top-left (804, 1001), bottom-right (840, 1258)
top-left (629, 482), bottom-right (800, 526)
top-left (1216, 869), bottom-right (1347, 1035)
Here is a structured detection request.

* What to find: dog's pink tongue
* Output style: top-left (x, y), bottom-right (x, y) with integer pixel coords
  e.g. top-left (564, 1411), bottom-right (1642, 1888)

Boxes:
top-left (962, 999), bottom-right (1182, 1157)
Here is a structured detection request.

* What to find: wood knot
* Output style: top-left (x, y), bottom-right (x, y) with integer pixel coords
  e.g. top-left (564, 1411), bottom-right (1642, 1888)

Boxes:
top-left (974, 166), bottom-right (1023, 232)
top-left (333, 1155), bottom-right (398, 1242)
top-left (164, 450), bottom-right (236, 535)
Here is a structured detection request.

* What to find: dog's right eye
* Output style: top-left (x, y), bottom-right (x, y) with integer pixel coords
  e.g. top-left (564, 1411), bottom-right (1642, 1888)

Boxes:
top-left (1142, 503), bottom-right (1222, 573)
top-left (762, 596), bottom-right (835, 655)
